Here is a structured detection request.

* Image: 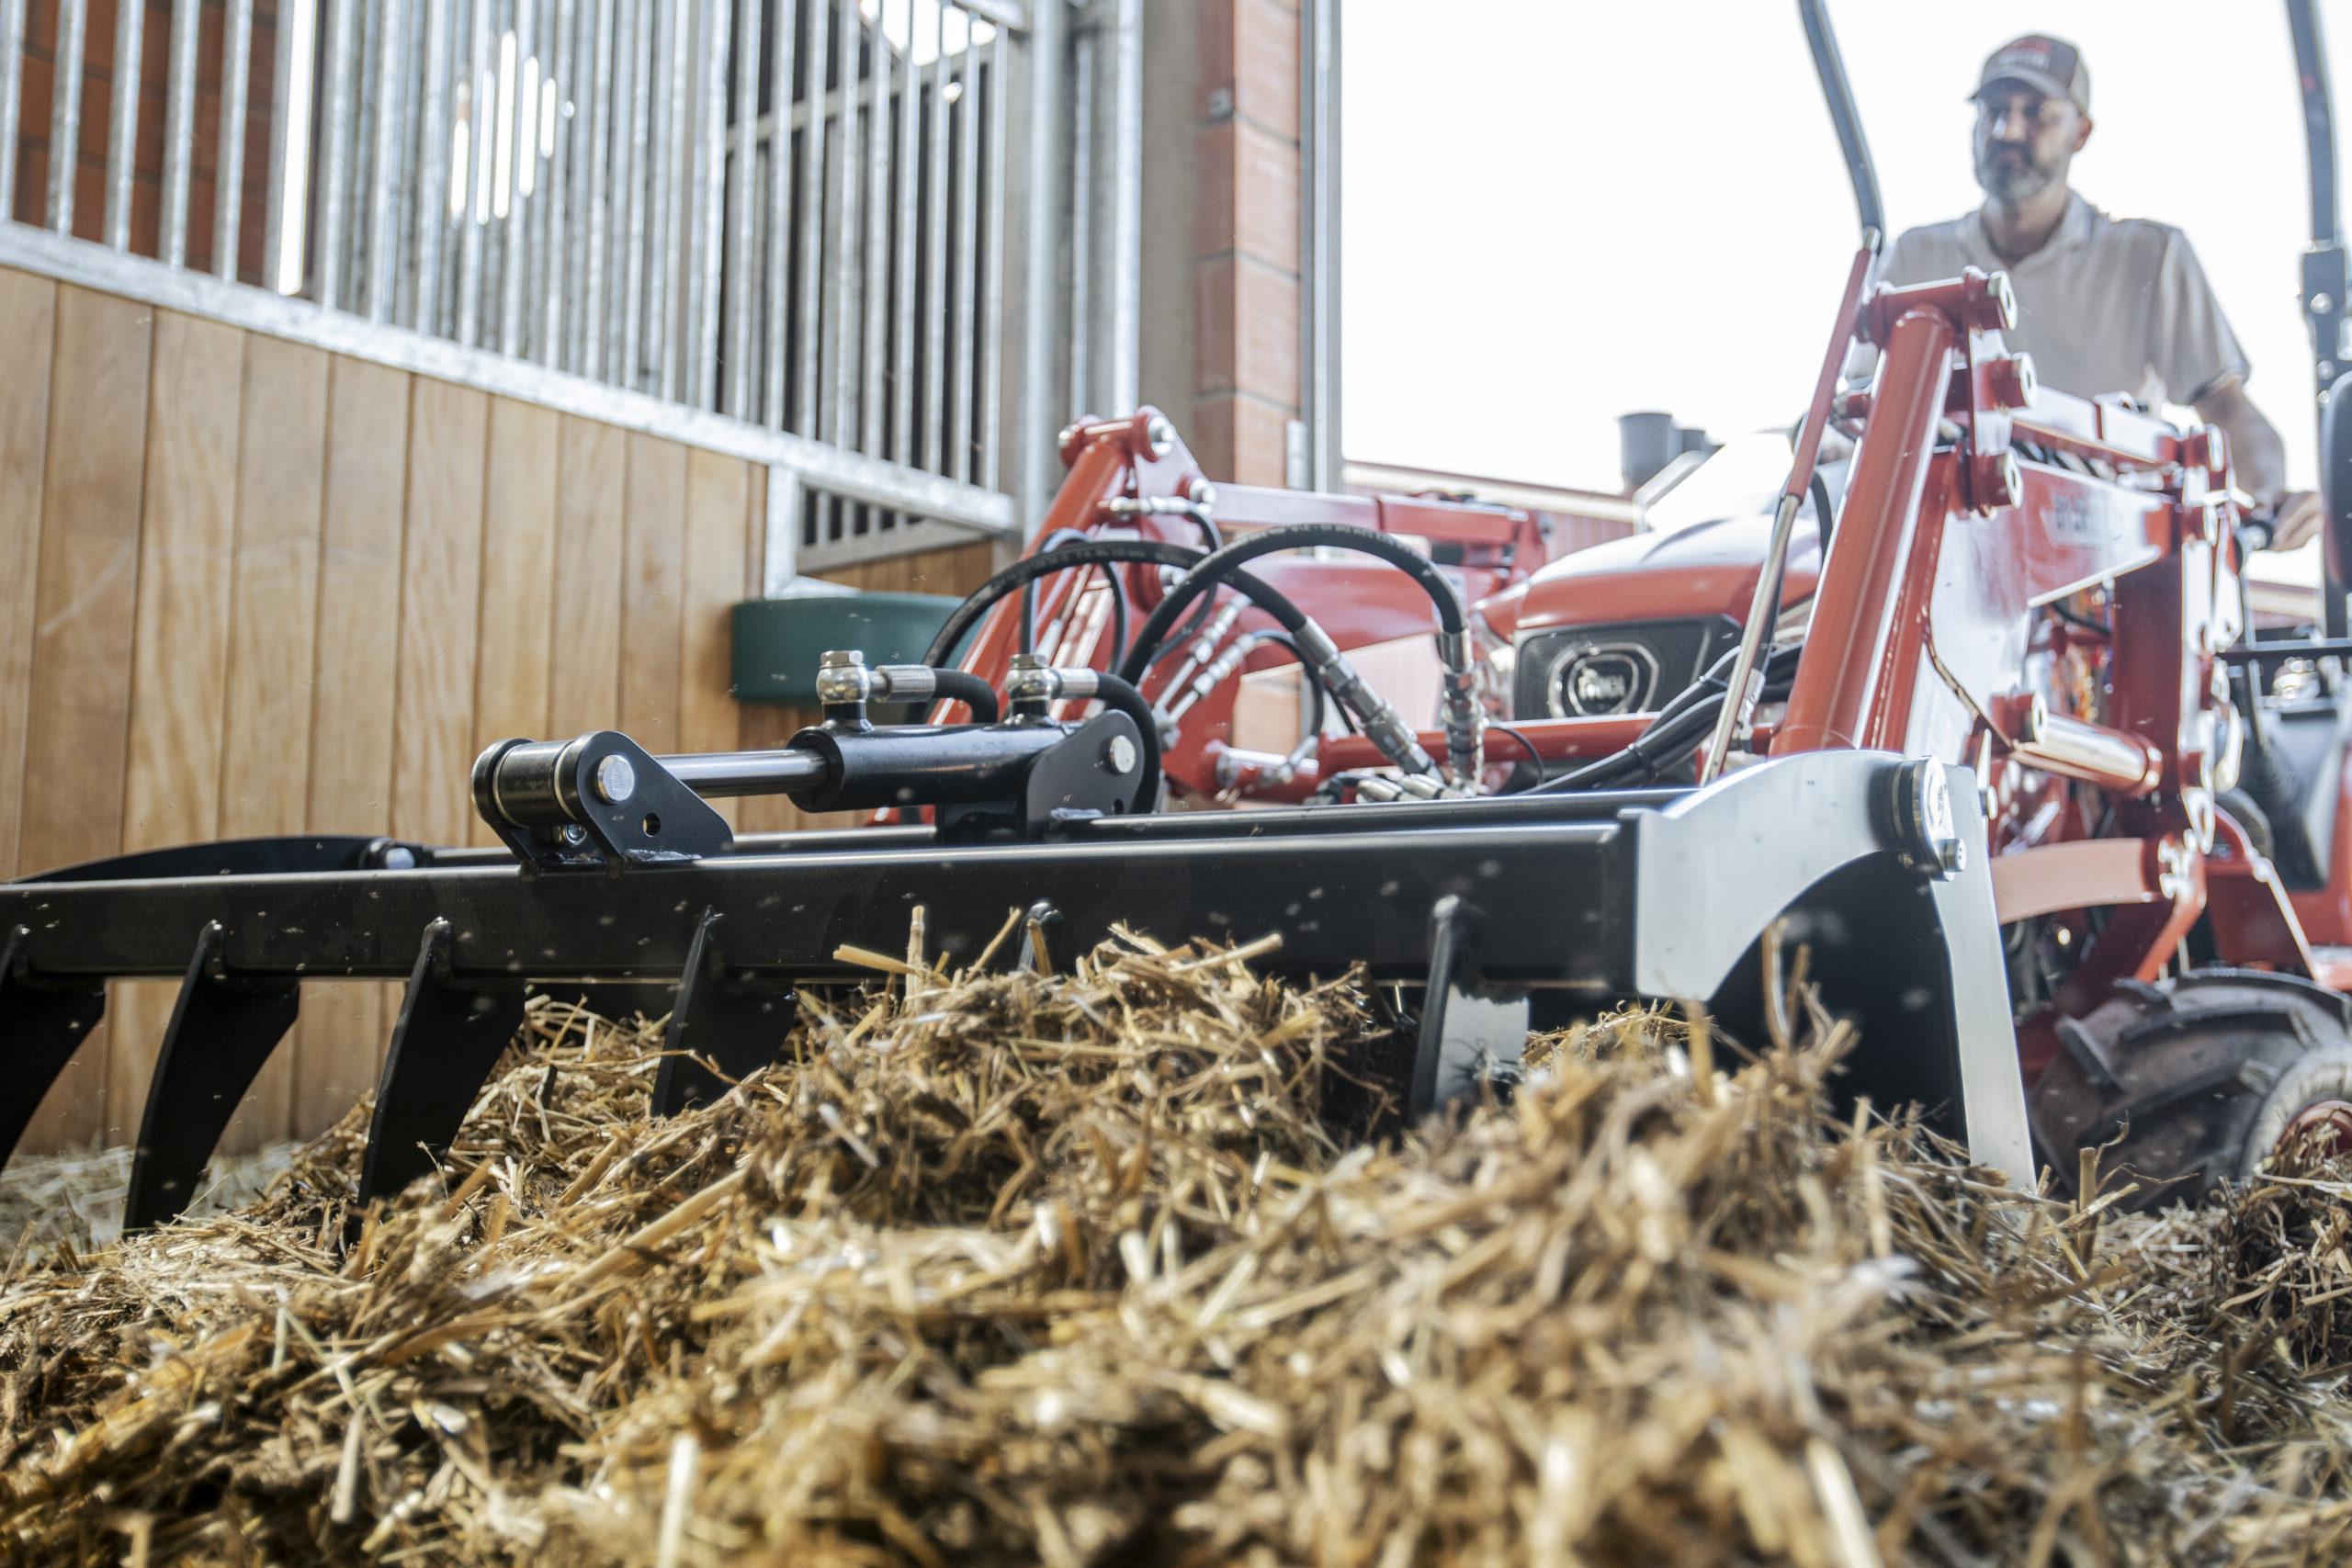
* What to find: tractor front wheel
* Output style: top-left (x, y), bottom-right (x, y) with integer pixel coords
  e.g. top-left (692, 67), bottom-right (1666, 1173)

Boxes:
top-left (2027, 970), bottom-right (2352, 1211)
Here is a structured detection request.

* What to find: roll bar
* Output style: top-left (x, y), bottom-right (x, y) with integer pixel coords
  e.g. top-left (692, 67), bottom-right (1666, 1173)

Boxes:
top-left (2288, 0), bottom-right (2352, 636)
top-left (1797, 0), bottom-right (1884, 245)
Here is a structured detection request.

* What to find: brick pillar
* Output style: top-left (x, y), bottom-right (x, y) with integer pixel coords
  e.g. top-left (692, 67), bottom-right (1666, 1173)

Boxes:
top-left (1189, 0), bottom-right (1301, 488)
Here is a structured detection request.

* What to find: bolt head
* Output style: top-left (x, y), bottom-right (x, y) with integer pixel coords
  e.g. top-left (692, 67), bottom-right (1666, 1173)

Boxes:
top-left (1186, 476), bottom-right (1219, 510)
top-left (1987, 270), bottom-right (2018, 332)
top-left (1146, 415), bottom-right (1176, 458)
top-left (819, 648), bottom-right (865, 669)
top-left (594, 752), bottom-right (638, 805)
top-left (1894, 759), bottom-right (1967, 880)
top-left (1103, 733), bottom-right (1139, 776)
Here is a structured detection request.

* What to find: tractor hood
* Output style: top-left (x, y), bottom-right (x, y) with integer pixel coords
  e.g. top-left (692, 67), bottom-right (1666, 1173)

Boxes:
top-left (1496, 437), bottom-right (1838, 721)
top-left (1512, 434), bottom-right (1840, 639)
top-left (1514, 509), bottom-right (1822, 637)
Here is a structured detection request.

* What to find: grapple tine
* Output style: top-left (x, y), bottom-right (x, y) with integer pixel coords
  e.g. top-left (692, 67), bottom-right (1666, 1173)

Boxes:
top-left (0, 924), bottom-right (109, 1171)
top-left (650, 909), bottom-right (793, 1117)
top-left (358, 920), bottom-right (527, 1204)
top-left (124, 922), bottom-right (300, 1233)
top-left (1409, 897), bottom-right (1529, 1119)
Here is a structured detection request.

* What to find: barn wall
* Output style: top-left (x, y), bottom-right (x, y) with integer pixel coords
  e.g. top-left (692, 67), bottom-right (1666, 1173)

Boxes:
top-left (0, 265), bottom-right (997, 1154)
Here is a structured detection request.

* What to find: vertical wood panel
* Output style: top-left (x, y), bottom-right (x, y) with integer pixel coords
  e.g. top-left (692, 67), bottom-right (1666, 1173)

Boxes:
top-left (734, 466), bottom-right (802, 835)
top-left (108, 309), bottom-right (248, 1143)
top-left (296, 355), bottom-right (413, 1139)
top-left (548, 415), bottom-right (628, 736)
top-left (469, 397), bottom-right (561, 843)
top-left (390, 378), bottom-right (491, 846)
top-left (16, 285), bottom-right (153, 1153)
top-left (0, 269), bottom-right (58, 882)
top-left (681, 449), bottom-right (752, 825)
top-left (217, 333), bottom-right (330, 1152)
top-left (619, 433), bottom-right (687, 749)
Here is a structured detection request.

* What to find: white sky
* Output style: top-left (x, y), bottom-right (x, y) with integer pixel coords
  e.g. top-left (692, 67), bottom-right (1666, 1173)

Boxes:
top-left (1341, 0), bottom-right (2346, 509)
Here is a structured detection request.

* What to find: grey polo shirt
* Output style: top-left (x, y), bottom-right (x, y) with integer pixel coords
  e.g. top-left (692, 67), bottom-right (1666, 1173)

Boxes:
top-left (1843, 190), bottom-right (2249, 408)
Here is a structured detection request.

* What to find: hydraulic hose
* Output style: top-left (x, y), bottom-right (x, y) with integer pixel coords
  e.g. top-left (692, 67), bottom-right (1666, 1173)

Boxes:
top-left (922, 539), bottom-right (1316, 674)
top-left (1164, 627), bottom-right (1333, 791)
top-left (1018, 528), bottom-right (1130, 662)
top-left (1116, 525), bottom-right (1480, 783)
top-left (1528, 643), bottom-right (1804, 795)
top-left (1004, 662), bottom-right (1165, 810)
top-left (927, 669), bottom-right (1001, 725)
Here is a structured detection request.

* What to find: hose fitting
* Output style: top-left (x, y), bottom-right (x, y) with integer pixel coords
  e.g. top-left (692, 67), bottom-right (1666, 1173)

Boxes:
top-left (1435, 627), bottom-right (1486, 787)
top-left (1295, 622), bottom-right (1437, 777)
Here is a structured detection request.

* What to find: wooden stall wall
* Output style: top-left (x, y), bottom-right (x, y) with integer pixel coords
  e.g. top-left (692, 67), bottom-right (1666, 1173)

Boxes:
top-left (0, 266), bottom-right (997, 1156)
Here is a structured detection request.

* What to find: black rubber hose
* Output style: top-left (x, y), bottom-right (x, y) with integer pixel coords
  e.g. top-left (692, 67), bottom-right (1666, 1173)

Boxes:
top-left (1529, 694), bottom-right (1729, 794)
top-left (1809, 469), bottom-right (1836, 556)
top-left (1231, 629), bottom-right (1328, 750)
top-left (1019, 529), bottom-right (1130, 662)
top-left (1116, 525), bottom-right (1468, 685)
top-left (927, 668), bottom-right (1001, 724)
top-left (922, 538), bottom-right (1313, 673)
top-left (1133, 507), bottom-right (1230, 667)
top-left (1085, 671), bottom-right (1163, 809)
top-left (1527, 644), bottom-right (1804, 795)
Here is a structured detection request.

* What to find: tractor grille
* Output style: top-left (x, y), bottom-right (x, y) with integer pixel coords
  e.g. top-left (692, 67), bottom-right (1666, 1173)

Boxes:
top-left (1512, 617), bottom-right (1739, 719)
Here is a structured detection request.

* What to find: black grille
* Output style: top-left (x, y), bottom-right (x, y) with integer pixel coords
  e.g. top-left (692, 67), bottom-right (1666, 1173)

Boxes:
top-left (1512, 617), bottom-right (1739, 719)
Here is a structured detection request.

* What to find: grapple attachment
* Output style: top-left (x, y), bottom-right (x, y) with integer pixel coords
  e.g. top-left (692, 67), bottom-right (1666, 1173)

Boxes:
top-left (0, 728), bottom-right (2031, 1233)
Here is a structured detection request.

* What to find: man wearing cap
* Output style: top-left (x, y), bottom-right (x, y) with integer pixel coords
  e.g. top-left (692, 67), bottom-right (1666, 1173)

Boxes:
top-left (1857, 34), bottom-right (2324, 547)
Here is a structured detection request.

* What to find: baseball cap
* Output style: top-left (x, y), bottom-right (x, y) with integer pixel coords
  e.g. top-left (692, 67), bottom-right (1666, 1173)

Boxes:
top-left (1971, 34), bottom-right (2090, 115)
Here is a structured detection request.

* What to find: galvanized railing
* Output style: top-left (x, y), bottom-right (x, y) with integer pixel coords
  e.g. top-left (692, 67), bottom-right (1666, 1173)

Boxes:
top-left (0, 0), bottom-right (1066, 573)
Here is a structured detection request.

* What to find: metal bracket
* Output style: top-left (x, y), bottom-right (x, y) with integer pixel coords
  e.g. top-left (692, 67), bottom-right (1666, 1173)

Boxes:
top-left (125, 922), bottom-right (300, 1232)
top-left (472, 731), bottom-right (734, 871)
top-left (650, 909), bottom-right (794, 1116)
top-left (1408, 896), bottom-right (1530, 1118)
top-left (0, 924), bottom-right (107, 1168)
top-left (1021, 711), bottom-right (1149, 832)
top-left (931, 710), bottom-right (1148, 838)
top-left (359, 919), bottom-right (527, 1202)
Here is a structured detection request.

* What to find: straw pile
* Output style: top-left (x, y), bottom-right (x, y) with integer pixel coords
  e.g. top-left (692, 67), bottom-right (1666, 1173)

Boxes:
top-left (3, 922), bottom-right (2351, 1565)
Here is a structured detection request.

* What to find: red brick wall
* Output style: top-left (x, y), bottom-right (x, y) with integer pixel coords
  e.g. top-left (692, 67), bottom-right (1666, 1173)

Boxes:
top-left (1189, 0), bottom-right (1301, 488)
top-left (10, 0), bottom-right (279, 283)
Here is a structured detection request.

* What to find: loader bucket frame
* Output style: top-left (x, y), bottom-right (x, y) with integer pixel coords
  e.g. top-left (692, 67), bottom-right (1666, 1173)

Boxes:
top-left (1, 751), bottom-right (2031, 1229)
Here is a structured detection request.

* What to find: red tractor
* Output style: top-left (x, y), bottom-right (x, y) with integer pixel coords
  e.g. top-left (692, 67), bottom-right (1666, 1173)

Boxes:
top-left (8, 2), bottom-right (2352, 1224)
top-left (920, 0), bottom-right (2352, 1204)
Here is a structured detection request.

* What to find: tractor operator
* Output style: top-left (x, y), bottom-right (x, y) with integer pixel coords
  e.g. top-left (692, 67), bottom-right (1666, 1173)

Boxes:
top-left (1852, 33), bottom-right (2324, 548)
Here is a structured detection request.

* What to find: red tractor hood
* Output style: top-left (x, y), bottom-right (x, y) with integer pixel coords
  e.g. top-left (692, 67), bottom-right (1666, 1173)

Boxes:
top-left (1511, 510), bottom-right (1822, 637)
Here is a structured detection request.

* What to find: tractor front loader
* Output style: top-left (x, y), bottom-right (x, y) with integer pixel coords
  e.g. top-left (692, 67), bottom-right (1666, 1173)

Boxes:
top-left (9, 0), bottom-right (2352, 1233)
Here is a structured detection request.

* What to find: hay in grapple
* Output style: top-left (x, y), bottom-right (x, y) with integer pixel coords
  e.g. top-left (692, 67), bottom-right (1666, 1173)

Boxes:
top-left (4, 927), bottom-right (2350, 1565)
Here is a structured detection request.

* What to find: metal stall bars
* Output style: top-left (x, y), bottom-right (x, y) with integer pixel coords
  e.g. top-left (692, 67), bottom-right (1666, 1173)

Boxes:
top-left (0, 0), bottom-right (1062, 576)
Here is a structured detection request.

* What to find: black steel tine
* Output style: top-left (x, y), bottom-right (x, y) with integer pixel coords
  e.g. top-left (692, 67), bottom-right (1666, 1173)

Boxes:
top-left (358, 919), bottom-right (527, 1204)
top-left (1408, 897), bottom-right (1528, 1119)
top-left (0, 924), bottom-right (108, 1171)
top-left (124, 922), bottom-right (300, 1233)
top-left (650, 910), bottom-right (793, 1117)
